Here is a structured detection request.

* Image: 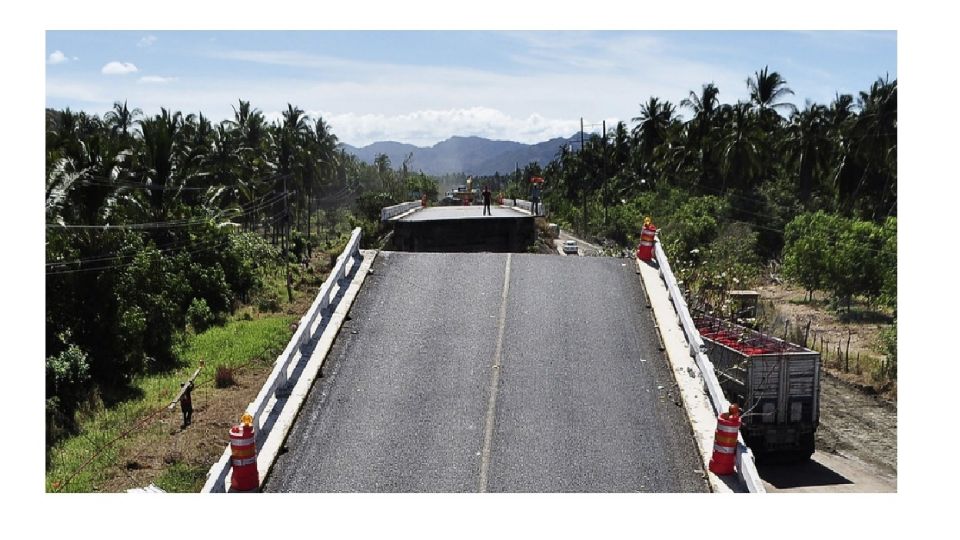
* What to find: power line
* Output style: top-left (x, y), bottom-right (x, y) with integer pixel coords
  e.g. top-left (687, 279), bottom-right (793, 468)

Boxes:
top-left (49, 171), bottom-right (290, 193)
top-left (46, 213), bottom-right (286, 276)
top-left (47, 190), bottom-right (289, 230)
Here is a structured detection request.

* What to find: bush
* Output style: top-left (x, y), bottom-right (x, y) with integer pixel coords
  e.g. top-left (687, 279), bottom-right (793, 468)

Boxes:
top-left (45, 343), bottom-right (92, 444)
top-left (256, 290), bottom-right (281, 313)
top-left (214, 365), bottom-right (236, 388)
top-left (878, 321), bottom-right (897, 380)
top-left (46, 343), bottom-right (92, 411)
top-left (187, 298), bottom-right (215, 333)
top-left (782, 211), bottom-right (838, 301)
top-left (879, 217), bottom-right (897, 311)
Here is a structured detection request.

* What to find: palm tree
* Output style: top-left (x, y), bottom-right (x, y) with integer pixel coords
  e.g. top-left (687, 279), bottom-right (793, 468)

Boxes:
top-left (631, 97), bottom-right (677, 186)
top-left (788, 103), bottom-right (832, 207)
top-left (834, 76), bottom-right (897, 218)
top-left (747, 66), bottom-right (797, 120)
top-left (175, 112), bottom-right (215, 198)
top-left (278, 104), bottom-right (308, 175)
top-left (227, 100), bottom-right (270, 232)
top-left (681, 83), bottom-right (722, 191)
top-left (137, 108), bottom-right (182, 220)
top-left (305, 117), bottom-right (340, 240)
top-left (746, 67), bottom-right (796, 189)
top-left (681, 83), bottom-right (720, 123)
top-left (273, 104), bottom-right (310, 241)
top-left (719, 102), bottom-right (762, 195)
top-left (203, 122), bottom-right (241, 215)
top-left (103, 100), bottom-right (143, 142)
top-left (373, 153), bottom-right (395, 196)
top-left (828, 92), bottom-right (856, 129)
top-left (46, 110), bottom-right (132, 226)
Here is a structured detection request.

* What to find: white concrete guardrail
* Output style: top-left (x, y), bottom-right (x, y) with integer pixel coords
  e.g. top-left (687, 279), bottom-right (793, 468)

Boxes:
top-left (201, 227), bottom-right (364, 493)
top-left (653, 239), bottom-right (765, 493)
top-left (507, 198), bottom-right (548, 216)
top-left (380, 201), bottom-right (422, 222)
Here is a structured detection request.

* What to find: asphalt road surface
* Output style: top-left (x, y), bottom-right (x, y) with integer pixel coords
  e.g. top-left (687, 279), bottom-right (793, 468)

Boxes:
top-left (265, 252), bottom-right (708, 493)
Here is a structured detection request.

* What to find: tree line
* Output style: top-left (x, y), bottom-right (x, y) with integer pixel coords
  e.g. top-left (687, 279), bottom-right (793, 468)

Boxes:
top-left (45, 100), bottom-right (437, 444)
top-left (522, 67), bottom-right (895, 310)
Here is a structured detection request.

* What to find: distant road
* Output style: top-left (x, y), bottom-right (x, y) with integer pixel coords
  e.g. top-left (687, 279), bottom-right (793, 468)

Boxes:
top-left (554, 231), bottom-right (600, 256)
top-left (265, 252), bottom-right (708, 492)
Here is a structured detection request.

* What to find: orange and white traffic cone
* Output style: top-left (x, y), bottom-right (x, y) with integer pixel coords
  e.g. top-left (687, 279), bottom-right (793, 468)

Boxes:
top-left (708, 404), bottom-right (741, 475)
top-left (229, 412), bottom-right (260, 492)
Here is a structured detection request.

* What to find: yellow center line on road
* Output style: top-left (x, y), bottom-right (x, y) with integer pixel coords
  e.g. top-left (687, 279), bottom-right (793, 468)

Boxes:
top-left (478, 253), bottom-right (511, 493)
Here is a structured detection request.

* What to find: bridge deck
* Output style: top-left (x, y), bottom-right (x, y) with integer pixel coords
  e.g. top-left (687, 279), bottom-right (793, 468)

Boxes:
top-left (398, 205), bottom-right (527, 221)
top-left (264, 252), bottom-right (708, 492)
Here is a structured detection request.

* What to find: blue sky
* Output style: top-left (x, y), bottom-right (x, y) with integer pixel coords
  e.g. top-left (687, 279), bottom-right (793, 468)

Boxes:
top-left (45, 30), bottom-right (896, 147)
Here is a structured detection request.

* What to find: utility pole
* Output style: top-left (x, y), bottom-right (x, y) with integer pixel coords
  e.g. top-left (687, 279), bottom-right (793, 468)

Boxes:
top-left (580, 117), bottom-right (586, 236)
top-left (283, 175), bottom-right (293, 303)
top-left (602, 120), bottom-right (607, 228)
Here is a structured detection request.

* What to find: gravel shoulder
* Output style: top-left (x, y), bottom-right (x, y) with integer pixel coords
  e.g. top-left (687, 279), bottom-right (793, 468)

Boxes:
top-left (816, 371), bottom-right (897, 476)
top-left (755, 282), bottom-right (897, 492)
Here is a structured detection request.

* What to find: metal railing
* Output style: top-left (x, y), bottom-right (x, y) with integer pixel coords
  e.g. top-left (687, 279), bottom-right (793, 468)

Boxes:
top-left (201, 227), bottom-right (363, 493)
top-left (653, 239), bottom-right (766, 493)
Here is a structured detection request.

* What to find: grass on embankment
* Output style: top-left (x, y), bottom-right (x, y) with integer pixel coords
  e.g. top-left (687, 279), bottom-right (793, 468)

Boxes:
top-left (45, 314), bottom-right (295, 493)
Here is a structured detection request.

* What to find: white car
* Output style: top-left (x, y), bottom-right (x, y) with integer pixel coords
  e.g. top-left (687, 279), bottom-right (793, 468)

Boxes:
top-left (562, 239), bottom-right (578, 255)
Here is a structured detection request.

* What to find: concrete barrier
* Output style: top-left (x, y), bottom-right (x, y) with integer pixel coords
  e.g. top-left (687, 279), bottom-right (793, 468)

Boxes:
top-left (201, 228), bottom-right (365, 493)
top-left (380, 201), bottom-right (422, 222)
top-left (508, 199), bottom-right (548, 216)
top-left (653, 239), bottom-right (765, 494)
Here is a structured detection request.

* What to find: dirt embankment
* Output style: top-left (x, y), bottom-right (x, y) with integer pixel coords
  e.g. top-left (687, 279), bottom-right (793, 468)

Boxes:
top-left (757, 282), bottom-right (896, 401)
top-left (817, 372), bottom-right (897, 476)
top-left (98, 251), bottom-right (337, 493)
top-left (759, 282), bottom-right (897, 479)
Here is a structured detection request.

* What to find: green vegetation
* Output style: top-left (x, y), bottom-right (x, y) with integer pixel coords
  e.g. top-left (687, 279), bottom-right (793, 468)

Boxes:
top-left (45, 315), bottom-right (294, 492)
top-left (526, 69), bottom-right (895, 304)
top-left (509, 68), bottom-right (896, 380)
top-left (154, 461), bottom-right (209, 493)
top-left (45, 98), bottom-right (443, 458)
top-left (783, 213), bottom-right (896, 312)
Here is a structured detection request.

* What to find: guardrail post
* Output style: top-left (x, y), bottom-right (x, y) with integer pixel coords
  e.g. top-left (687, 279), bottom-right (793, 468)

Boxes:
top-left (651, 238), bottom-right (765, 493)
top-left (202, 227), bottom-right (364, 493)
top-left (275, 366), bottom-right (290, 398)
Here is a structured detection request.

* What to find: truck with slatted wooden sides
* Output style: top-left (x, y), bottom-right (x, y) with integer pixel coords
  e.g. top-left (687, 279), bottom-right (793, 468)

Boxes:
top-left (694, 313), bottom-right (820, 462)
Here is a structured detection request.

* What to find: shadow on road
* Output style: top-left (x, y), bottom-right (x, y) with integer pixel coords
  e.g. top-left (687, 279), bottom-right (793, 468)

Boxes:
top-left (757, 458), bottom-right (852, 489)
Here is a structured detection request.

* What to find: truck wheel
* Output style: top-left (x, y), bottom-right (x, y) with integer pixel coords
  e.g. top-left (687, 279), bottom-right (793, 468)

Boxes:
top-left (796, 432), bottom-right (816, 461)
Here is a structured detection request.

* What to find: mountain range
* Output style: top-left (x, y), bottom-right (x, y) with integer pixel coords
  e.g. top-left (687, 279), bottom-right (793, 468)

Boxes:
top-left (339, 134), bottom-right (580, 176)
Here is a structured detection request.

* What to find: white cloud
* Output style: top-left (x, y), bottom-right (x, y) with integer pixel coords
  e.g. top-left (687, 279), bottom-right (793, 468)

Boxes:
top-left (47, 50), bottom-right (68, 64)
top-left (137, 35), bottom-right (157, 48)
top-left (308, 108), bottom-right (582, 147)
top-left (101, 61), bottom-right (139, 75)
top-left (138, 75), bottom-right (178, 84)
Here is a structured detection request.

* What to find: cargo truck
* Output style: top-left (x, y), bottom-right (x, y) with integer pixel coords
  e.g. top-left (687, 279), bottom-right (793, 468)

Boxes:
top-left (694, 313), bottom-right (820, 462)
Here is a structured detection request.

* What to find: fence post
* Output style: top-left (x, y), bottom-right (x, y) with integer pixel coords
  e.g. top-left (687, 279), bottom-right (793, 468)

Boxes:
top-left (845, 330), bottom-right (852, 371)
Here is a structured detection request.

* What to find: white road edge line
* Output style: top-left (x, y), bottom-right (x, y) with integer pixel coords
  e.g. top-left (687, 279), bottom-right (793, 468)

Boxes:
top-left (478, 253), bottom-right (512, 492)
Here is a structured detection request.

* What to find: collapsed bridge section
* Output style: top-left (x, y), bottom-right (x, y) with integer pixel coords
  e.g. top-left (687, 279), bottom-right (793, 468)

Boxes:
top-left (385, 204), bottom-right (536, 252)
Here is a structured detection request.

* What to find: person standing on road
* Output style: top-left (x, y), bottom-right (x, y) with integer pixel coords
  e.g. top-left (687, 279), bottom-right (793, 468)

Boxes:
top-left (530, 184), bottom-right (541, 216)
top-left (482, 185), bottom-right (492, 216)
